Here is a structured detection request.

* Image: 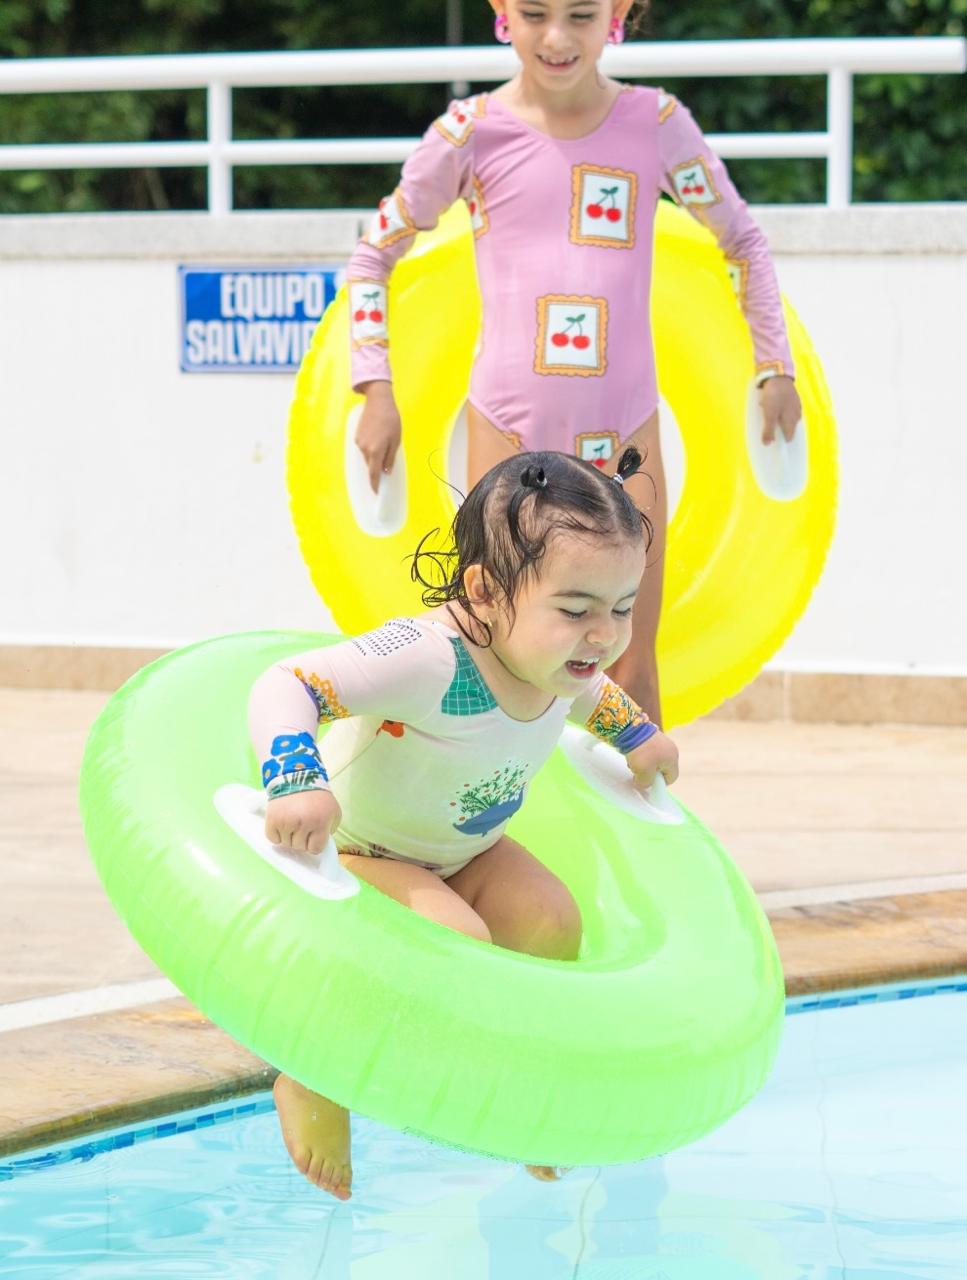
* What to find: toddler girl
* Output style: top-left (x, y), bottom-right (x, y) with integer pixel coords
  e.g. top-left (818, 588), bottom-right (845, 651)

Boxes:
top-left (250, 447), bottom-right (679, 1199)
top-left (345, 0), bottom-right (802, 725)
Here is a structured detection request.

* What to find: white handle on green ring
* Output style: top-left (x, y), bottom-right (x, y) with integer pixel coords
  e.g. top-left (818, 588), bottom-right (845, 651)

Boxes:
top-left (560, 726), bottom-right (684, 826)
top-left (214, 783), bottom-right (360, 900)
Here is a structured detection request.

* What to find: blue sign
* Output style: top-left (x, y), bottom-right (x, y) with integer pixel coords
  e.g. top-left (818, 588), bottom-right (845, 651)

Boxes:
top-left (179, 265), bottom-right (343, 373)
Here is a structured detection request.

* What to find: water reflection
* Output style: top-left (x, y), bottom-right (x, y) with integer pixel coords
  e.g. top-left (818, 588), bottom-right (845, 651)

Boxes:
top-left (3, 989), bottom-right (967, 1277)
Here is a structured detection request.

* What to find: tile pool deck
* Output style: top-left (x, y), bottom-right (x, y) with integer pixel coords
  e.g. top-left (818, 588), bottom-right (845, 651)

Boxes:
top-left (2, 686), bottom-right (966, 1157)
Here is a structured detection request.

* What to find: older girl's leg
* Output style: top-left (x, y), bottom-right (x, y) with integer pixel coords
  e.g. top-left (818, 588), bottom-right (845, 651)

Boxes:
top-left (601, 410), bottom-right (666, 726)
top-left (274, 854), bottom-right (493, 1199)
top-left (467, 402), bottom-right (521, 487)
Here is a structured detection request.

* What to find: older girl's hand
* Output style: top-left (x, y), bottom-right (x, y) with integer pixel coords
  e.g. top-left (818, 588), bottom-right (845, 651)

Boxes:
top-left (759, 375), bottom-right (802, 444)
top-left (265, 788), bottom-right (342, 855)
top-left (355, 380), bottom-right (402, 494)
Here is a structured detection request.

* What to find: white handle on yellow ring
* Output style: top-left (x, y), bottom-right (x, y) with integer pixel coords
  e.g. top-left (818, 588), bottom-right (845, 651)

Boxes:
top-left (746, 377), bottom-right (808, 502)
top-left (214, 783), bottom-right (360, 900)
top-left (344, 404), bottom-right (408, 537)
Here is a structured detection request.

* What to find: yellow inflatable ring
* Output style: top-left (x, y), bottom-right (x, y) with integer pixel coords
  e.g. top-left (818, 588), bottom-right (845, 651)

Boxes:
top-left (289, 201), bottom-right (837, 727)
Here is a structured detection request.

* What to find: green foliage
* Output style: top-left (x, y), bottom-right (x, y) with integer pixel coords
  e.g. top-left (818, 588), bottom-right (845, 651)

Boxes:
top-left (0, 0), bottom-right (963, 212)
top-left (648, 0), bottom-right (966, 202)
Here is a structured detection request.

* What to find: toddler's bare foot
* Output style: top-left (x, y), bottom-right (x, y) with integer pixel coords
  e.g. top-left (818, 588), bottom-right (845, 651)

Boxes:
top-left (525, 1164), bottom-right (570, 1182)
top-left (273, 1073), bottom-right (352, 1200)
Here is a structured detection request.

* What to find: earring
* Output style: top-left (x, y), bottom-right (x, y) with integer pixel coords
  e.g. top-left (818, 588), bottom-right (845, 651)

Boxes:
top-left (494, 13), bottom-right (511, 43)
top-left (607, 16), bottom-right (625, 44)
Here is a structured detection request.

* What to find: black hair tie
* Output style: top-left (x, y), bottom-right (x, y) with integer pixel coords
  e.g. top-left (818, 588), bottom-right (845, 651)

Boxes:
top-left (520, 465), bottom-right (548, 491)
top-left (614, 445), bottom-right (643, 486)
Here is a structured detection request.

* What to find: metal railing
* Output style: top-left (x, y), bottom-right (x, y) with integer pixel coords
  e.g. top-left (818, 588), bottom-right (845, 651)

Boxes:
top-left (0, 38), bottom-right (963, 212)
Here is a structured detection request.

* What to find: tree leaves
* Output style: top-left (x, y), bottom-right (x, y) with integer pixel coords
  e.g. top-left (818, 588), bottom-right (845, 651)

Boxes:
top-left (0, 0), bottom-right (962, 210)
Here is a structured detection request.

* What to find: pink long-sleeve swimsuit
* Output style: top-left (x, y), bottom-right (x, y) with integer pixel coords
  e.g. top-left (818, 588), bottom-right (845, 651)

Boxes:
top-left (348, 86), bottom-right (794, 466)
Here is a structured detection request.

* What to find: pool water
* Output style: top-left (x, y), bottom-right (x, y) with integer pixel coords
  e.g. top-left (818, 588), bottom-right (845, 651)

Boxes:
top-left (2, 978), bottom-right (967, 1279)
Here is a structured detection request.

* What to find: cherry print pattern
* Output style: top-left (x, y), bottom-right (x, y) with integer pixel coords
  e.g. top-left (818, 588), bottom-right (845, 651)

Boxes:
top-left (575, 431), bottom-right (620, 465)
top-left (551, 314), bottom-right (591, 348)
top-left (671, 156), bottom-right (721, 209)
top-left (349, 280), bottom-right (389, 348)
top-left (536, 296), bottom-right (607, 376)
top-left (366, 188), bottom-right (417, 249)
top-left (571, 165), bottom-right (637, 249)
top-left (468, 176), bottom-right (489, 239)
top-left (353, 290), bottom-right (383, 324)
top-left (657, 91), bottom-right (678, 124)
top-left (586, 186), bottom-right (623, 223)
top-left (433, 94), bottom-right (484, 148)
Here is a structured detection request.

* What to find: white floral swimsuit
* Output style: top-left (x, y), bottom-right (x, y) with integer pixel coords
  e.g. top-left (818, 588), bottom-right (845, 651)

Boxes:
top-left (249, 617), bottom-right (652, 878)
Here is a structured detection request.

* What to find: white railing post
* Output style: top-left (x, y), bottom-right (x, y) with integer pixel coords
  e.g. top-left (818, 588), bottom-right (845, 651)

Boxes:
top-left (207, 80), bottom-right (232, 214)
top-left (826, 65), bottom-right (853, 208)
top-left (446, 0), bottom-right (470, 100)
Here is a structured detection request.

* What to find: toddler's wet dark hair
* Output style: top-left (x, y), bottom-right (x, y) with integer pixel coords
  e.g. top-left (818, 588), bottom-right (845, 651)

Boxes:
top-left (413, 448), bottom-right (653, 645)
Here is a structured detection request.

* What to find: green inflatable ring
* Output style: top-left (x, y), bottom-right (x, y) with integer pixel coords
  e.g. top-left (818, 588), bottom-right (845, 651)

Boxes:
top-left (80, 630), bottom-right (784, 1167)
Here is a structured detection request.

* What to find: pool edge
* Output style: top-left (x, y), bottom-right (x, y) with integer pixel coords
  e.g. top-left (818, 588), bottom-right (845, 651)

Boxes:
top-left (3, 887), bottom-right (967, 1160)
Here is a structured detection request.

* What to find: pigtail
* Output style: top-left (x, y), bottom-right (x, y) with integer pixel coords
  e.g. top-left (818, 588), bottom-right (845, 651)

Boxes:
top-left (613, 446), bottom-right (643, 486)
top-left (503, 464), bottom-right (551, 600)
top-left (609, 445), bottom-right (655, 551)
top-left (519, 464), bottom-right (549, 491)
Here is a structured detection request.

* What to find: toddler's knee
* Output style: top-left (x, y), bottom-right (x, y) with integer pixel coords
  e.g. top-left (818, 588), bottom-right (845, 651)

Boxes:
top-left (471, 916), bottom-right (494, 945)
top-left (458, 910), bottom-right (493, 946)
top-left (533, 890), bottom-right (582, 960)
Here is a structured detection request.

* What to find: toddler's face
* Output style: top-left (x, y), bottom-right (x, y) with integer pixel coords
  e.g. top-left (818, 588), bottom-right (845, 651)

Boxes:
top-left (496, 0), bottom-right (615, 87)
top-left (491, 531), bottom-right (644, 696)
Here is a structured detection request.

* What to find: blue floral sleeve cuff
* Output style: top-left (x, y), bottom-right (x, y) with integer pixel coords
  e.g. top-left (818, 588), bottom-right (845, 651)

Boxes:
top-left (612, 720), bottom-right (658, 755)
top-left (261, 731), bottom-right (330, 799)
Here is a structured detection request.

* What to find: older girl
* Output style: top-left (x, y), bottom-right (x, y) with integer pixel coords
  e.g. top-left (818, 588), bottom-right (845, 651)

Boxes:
top-left (344, 0), bottom-right (801, 725)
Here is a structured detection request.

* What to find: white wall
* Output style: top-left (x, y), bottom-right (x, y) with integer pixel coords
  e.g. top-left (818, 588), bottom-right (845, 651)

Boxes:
top-left (755, 206), bottom-right (967, 676)
top-left (1, 205), bottom-right (965, 673)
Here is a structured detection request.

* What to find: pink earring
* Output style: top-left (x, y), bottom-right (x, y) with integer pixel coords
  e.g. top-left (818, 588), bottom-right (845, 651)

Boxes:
top-left (607, 16), bottom-right (625, 43)
top-left (494, 13), bottom-right (511, 43)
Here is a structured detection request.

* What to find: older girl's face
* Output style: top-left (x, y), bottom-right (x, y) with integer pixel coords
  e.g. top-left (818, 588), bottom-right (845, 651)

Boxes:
top-left (493, 0), bottom-right (622, 89)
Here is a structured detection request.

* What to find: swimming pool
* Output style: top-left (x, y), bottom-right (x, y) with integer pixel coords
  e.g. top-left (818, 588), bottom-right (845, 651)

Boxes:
top-left (2, 977), bottom-right (966, 1279)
